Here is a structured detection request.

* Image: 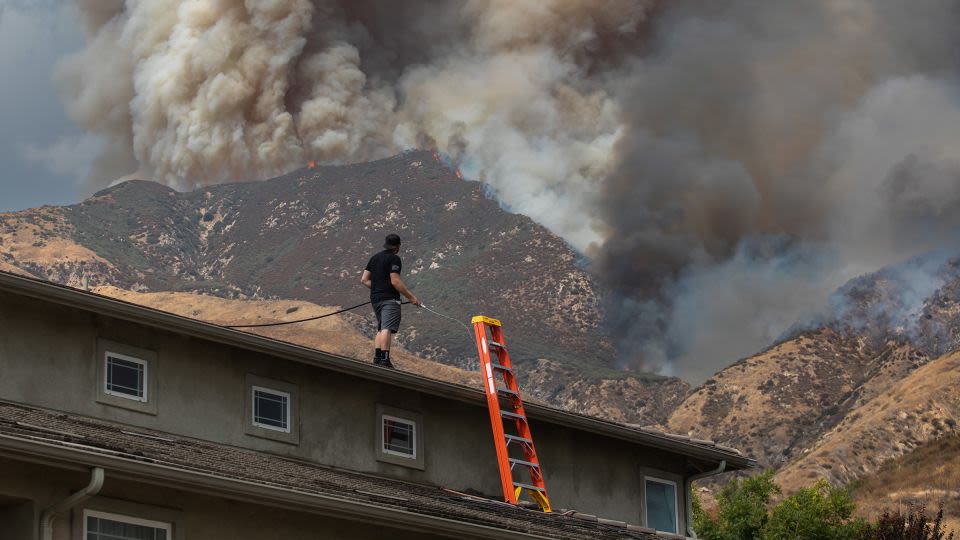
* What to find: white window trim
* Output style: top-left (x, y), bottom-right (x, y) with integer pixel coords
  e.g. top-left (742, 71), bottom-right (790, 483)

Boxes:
top-left (644, 475), bottom-right (680, 534)
top-left (251, 385), bottom-right (291, 433)
top-left (381, 414), bottom-right (417, 459)
top-left (83, 509), bottom-right (172, 538)
top-left (104, 351), bottom-right (149, 403)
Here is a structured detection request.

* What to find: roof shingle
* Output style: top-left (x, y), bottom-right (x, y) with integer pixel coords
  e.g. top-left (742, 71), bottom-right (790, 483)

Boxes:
top-left (0, 401), bottom-right (667, 540)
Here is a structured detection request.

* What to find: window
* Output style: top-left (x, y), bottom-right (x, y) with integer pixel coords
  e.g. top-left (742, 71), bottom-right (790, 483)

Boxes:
top-left (251, 386), bottom-right (290, 433)
top-left (95, 339), bottom-right (158, 415)
top-left (375, 405), bottom-right (424, 469)
top-left (104, 352), bottom-right (148, 402)
top-left (243, 374), bottom-right (299, 444)
top-left (645, 477), bottom-right (679, 533)
top-left (382, 415), bottom-right (416, 458)
top-left (84, 510), bottom-right (171, 540)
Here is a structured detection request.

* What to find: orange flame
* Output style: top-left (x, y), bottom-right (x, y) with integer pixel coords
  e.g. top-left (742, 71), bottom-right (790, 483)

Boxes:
top-left (455, 169), bottom-right (463, 180)
top-left (307, 160), bottom-right (317, 169)
top-left (432, 151), bottom-right (440, 162)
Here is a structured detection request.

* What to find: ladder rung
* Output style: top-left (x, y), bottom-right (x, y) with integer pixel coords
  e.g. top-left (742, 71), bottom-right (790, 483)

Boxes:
top-left (513, 482), bottom-right (546, 492)
top-left (504, 434), bottom-right (532, 445)
top-left (497, 388), bottom-right (519, 399)
top-left (490, 362), bottom-right (511, 372)
top-left (509, 458), bottom-right (539, 469)
top-left (500, 410), bottom-right (527, 422)
top-left (488, 340), bottom-right (506, 349)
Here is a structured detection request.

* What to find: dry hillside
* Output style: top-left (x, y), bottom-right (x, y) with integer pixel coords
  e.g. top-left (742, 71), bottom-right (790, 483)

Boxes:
top-left (0, 208), bottom-right (122, 287)
top-left (669, 256), bottom-right (960, 494)
top-left (774, 349), bottom-right (960, 492)
top-left (851, 433), bottom-right (960, 533)
top-left (93, 286), bottom-right (480, 388)
top-left (666, 329), bottom-right (912, 469)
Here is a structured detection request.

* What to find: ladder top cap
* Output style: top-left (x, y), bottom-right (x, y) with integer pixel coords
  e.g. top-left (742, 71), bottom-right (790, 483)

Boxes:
top-left (472, 315), bottom-right (502, 327)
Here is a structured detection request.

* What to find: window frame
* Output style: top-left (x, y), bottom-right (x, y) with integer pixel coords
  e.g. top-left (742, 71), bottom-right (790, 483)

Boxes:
top-left (375, 404), bottom-right (424, 470)
top-left (381, 413), bottom-right (417, 459)
top-left (95, 339), bottom-right (158, 415)
top-left (251, 385), bottom-right (291, 433)
top-left (243, 374), bottom-right (299, 445)
top-left (103, 351), bottom-right (149, 403)
top-left (643, 475), bottom-right (680, 534)
top-left (82, 509), bottom-right (172, 539)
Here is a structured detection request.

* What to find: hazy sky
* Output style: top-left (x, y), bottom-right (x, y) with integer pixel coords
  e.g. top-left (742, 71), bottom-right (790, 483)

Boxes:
top-left (0, 2), bottom-right (88, 212)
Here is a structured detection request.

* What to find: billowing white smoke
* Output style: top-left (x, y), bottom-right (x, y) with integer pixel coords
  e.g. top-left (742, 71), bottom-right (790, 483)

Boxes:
top-left (58, 0), bottom-right (640, 249)
top-left (56, 0), bottom-right (960, 380)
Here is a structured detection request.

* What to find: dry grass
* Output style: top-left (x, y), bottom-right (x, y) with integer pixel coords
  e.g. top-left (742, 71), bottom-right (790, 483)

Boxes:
top-left (775, 350), bottom-right (960, 495)
top-left (851, 433), bottom-right (960, 534)
top-left (93, 287), bottom-right (481, 388)
top-left (0, 211), bottom-right (111, 266)
top-left (667, 329), bottom-right (871, 468)
top-left (0, 260), bottom-right (34, 276)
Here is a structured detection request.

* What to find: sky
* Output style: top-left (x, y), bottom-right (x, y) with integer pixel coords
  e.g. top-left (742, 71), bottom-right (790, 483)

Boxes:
top-left (0, 1), bottom-right (88, 212)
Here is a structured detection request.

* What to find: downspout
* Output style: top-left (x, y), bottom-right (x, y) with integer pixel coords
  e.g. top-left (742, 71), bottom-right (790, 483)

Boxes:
top-left (40, 467), bottom-right (104, 540)
top-left (685, 460), bottom-right (725, 539)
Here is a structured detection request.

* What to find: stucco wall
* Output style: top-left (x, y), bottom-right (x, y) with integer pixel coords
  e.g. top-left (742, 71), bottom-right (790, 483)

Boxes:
top-left (0, 498), bottom-right (35, 540)
top-left (0, 290), bottom-right (688, 525)
top-left (0, 458), bottom-right (453, 540)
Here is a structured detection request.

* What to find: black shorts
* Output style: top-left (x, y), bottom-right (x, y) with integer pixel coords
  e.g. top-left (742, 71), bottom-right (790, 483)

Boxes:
top-left (373, 299), bottom-right (402, 333)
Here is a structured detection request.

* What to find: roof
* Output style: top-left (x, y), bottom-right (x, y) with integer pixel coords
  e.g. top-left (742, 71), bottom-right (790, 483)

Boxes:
top-left (0, 400), bottom-right (671, 540)
top-left (0, 270), bottom-right (754, 470)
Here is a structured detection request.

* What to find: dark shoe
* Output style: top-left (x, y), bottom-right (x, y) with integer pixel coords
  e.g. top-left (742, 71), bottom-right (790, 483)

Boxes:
top-left (374, 357), bottom-right (395, 369)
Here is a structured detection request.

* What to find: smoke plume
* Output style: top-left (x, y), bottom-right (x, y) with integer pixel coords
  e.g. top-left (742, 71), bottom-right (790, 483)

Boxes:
top-left (57, 0), bottom-right (960, 380)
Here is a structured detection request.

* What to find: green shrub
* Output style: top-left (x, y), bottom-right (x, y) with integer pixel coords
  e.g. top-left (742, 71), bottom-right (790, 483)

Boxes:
top-left (695, 470), bottom-right (780, 540)
top-left (694, 473), bottom-right (867, 540)
top-left (761, 479), bottom-right (867, 540)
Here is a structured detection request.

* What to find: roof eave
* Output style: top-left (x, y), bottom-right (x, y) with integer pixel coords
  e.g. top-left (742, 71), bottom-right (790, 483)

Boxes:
top-left (0, 433), bottom-right (558, 540)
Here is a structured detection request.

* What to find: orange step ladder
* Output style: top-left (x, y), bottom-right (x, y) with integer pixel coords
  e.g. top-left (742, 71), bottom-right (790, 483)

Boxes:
top-left (471, 315), bottom-right (552, 513)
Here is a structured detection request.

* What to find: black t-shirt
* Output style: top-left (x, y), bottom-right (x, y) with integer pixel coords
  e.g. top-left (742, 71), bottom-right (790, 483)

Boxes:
top-left (365, 249), bottom-right (402, 302)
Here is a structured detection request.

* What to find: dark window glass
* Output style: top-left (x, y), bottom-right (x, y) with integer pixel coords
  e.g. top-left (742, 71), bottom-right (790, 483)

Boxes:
top-left (645, 479), bottom-right (678, 533)
top-left (253, 389), bottom-right (288, 430)
top-left (86, 515), bottom-right (168, 540)
top-left (106, 356), bottom-right (145, 400)
top-left (383, 418), bottom-right (415, 456)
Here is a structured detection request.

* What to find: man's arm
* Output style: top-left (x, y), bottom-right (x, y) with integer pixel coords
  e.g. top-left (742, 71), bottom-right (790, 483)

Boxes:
top-left (390, 273), bottom-right (420, 305)
top-left (360, 269), bottom-right (372, 289)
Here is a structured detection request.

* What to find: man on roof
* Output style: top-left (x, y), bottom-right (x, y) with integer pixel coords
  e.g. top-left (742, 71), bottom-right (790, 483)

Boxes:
top-left (361, 234), bottom-right (420, 368)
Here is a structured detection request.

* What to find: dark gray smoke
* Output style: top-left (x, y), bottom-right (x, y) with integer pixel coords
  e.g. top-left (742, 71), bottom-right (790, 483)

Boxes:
top-left (55, 0), bottom-right (960, 380)
top-left (591, 0), bottom-right (960, 379)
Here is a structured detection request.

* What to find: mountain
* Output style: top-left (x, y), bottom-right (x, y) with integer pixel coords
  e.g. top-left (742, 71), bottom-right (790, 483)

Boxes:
top-left (0, 150), bottom-right (688, 426)
top-left (4, 151), bottom-right (607, 368)
top-left (668, 254), bottom-right (960, 521)
top-left (775, 348), bottom-right (960, 491)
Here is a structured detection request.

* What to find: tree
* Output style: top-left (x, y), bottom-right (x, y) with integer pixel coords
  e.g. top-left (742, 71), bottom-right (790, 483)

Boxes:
top-left (694, 470), bottom-right (781, 540)
top-left (693, 473), bottom-right (867, 540)
top-left (761, 479), bottom-right (867, 540)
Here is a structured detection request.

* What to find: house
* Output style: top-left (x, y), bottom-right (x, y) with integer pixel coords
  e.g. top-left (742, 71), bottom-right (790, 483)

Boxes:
top-left (0, 270), bottom-right (754, 539)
